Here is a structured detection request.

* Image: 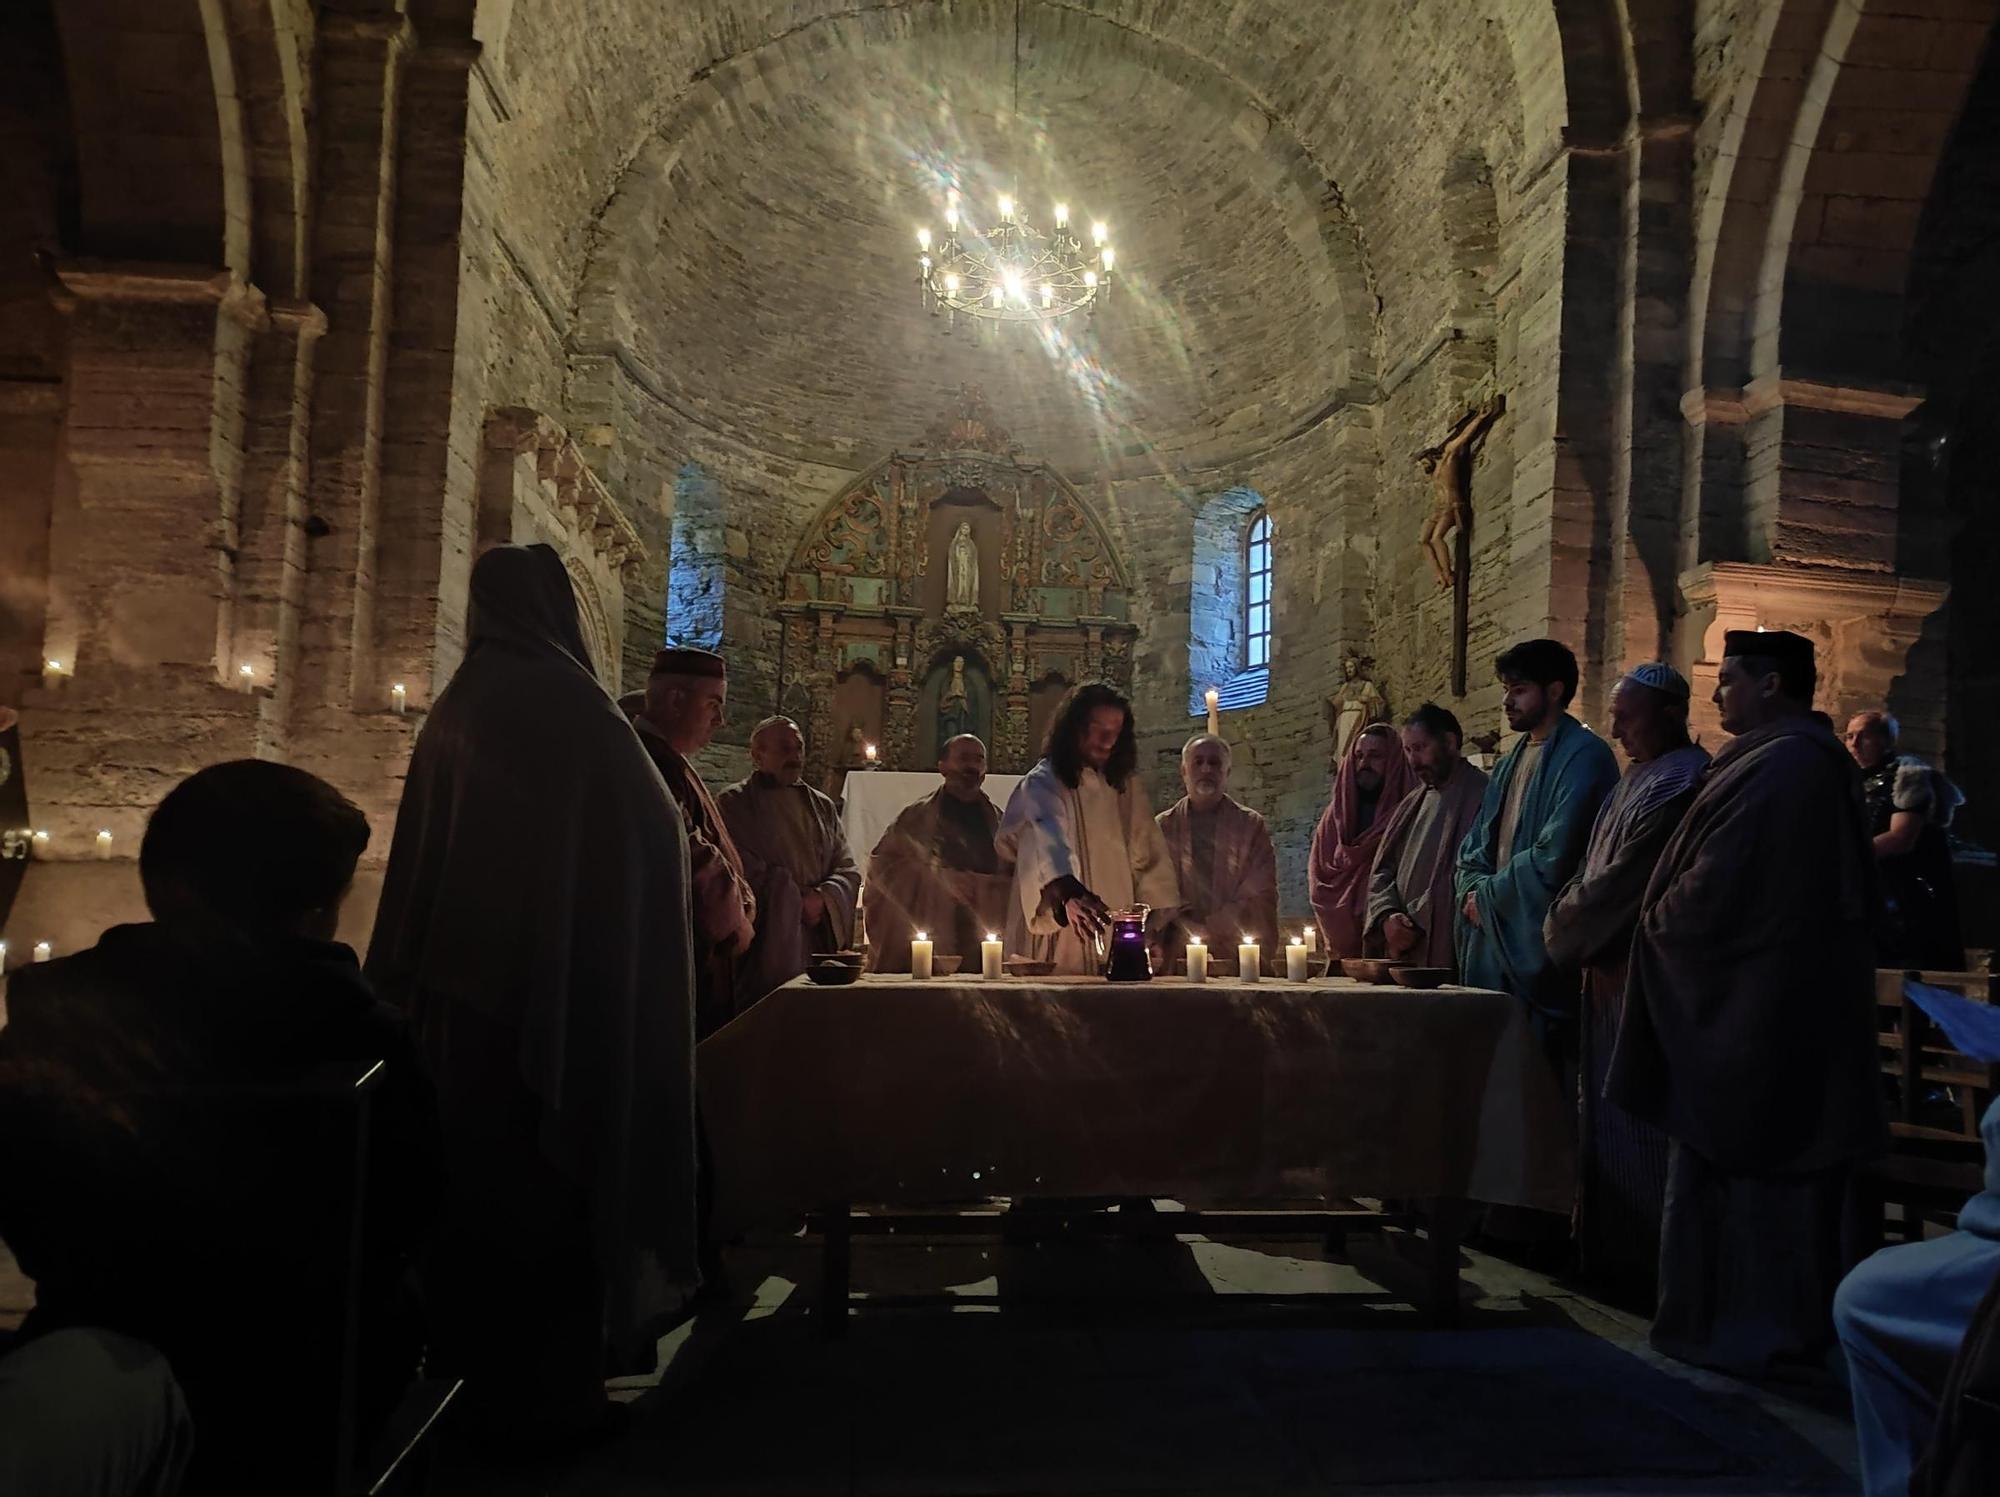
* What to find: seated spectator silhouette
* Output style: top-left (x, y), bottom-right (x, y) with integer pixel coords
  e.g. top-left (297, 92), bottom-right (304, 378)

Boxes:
top-left (0, 759), bottom-right (440, 1493)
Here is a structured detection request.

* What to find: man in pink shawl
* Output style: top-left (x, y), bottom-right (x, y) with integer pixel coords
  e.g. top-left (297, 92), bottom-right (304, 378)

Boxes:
top-left (366, 544), bottom-right (698, 1449)
top-left (1310, 721), bottom-right (1415, 957)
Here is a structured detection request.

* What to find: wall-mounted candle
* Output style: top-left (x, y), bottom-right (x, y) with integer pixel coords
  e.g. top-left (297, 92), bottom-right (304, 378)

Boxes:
top-left (391, 682), bottom-right (407, 716)
top-left (911, 930), bottom-right (934, 980)
top-left (1237, 937), bottom-right (1261, 982)
top-left (95, 829), bottom-right (112, 860)
top-left (1287, 936), bottom-right (1310, 982)
top-left (1205, 686), bottom-right (1221, 736)
top-left (33, 941), bottom-right (51, 963)
top-left (43, 658), bottom-right (66, 686)
top-left (1301, 927), bottom-right (1318, 956)
top-left (1185, 939), bottom-right (1208, 983)
top-left (982, 932), bottom-right (1004, 980)
top-left (238, 663), bottom-right (255, 690)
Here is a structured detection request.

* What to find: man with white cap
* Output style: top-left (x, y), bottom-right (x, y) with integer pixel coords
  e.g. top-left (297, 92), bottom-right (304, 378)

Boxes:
top-left (1544, 662), bottom-right (1708, 1305)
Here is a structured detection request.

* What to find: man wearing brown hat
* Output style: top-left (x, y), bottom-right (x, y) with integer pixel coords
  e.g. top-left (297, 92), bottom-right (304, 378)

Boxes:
top-left (1608, 629), bottom-right (1885, 1375)
top-left (626, 647), bottom-right (756, 1039)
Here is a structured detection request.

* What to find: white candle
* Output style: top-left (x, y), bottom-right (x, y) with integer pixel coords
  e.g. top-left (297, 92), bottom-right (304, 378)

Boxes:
top-left (94, 829), bottom-right (112, 860)
top-left (238, 663), bottom-right (255, 690)
top-left (1186, 940), bottom-right (1208, 983)
top-left (33, 941), bottom-right (52, 963)
top-left (1287, 938), bottom-right (1310, 982)
top-left (1237, 937), bottom-right (1261, 982)
top-left (1205, 687), bottom-right (1221, 736)
top-left (982, 932), bottom-right (1004, 980)
top-left (864, 742), bottom-right (878, 765)
top-left (911, 930), bottom-right (934, 980)
top-left (1301, 927), bottom-right (1318, 956)
top-left (390, 682), bottom-right (407, 716)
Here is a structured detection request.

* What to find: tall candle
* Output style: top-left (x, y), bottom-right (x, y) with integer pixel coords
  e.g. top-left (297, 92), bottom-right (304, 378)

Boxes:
top-left (1286, 938), bottom-right (1310, 982)
top-left (864, 742), bottom-right (878, 765)
top-left (911, 930), bottom-right (934, 980)
top-left (1205, 687), bottom-right (1221, 736)
top-left (1185, 939), bottom-right (1208, 983)
top-left (238, 663), bottom-right (255, 691)
top-left (1237, 937), bottom-right (1261, 982)
top-left (94, 829), bottom-right (112, 860)
top-left (391, 682), bottom-right (407, 716)
top-left (981, 932), bottom-right (1004, 980)
top-left (33, 941), bottom-right (51, 963)
top-left (1301, 926), bottom-right (1318, 956)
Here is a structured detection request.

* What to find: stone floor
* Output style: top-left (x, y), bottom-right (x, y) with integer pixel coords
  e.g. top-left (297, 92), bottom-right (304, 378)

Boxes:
top-left (421, 1215), bottom-right (1861, 1497)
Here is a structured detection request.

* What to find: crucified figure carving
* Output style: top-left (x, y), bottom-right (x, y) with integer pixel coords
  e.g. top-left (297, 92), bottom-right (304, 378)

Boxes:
top-left (1416, 393), bottom-right (1506, 593)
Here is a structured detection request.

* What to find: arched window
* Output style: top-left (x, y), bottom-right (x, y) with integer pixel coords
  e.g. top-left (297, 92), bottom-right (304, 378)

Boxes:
top-left (1245, 512), bottom-right (1272, 670)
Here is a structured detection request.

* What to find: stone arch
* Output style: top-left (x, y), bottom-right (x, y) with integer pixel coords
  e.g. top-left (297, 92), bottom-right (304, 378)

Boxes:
top-left (1188, 486), bottom-right (1267, 714)
top-left (563, 552), bottom-right (615, 688)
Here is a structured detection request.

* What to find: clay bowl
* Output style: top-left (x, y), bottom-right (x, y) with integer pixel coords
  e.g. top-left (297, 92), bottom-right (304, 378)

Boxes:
top-left (1004, 956), bottom-right (1056, 978)
top-left (1390, 966), bottom-right (1452, 990)
top-left (1341, 957), bottom-right (1395, 984)
top-left (931, 955), bottom-right (964, 977)
top-left (806, 961), bottom-right (862, 986)
top-left (811, 951), bottom-right (863, 969)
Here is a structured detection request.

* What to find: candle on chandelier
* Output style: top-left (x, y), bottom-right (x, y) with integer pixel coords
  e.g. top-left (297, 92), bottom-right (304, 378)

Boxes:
top-left (998, 194), bottom-right (1013, 221)
top-left (1185, 938), bottom-right (1208, 983)
top-left (1092, 222), bottom-right (1108, 246)
top-left (911, 930), bottom-right (934, 981)
top-left (982, 932), bottom-right (1004, 980)
top-left (1053, 202), bottom-right (1069, 229)
top-left (1101, 246), bottom-right (1116, 272)
top-left (1237, 937), bottom-right (1261, 983)
top-left (917, 226), bottom-right (932, 252)
top-left (1286, 937), bottom-right (1310, 982)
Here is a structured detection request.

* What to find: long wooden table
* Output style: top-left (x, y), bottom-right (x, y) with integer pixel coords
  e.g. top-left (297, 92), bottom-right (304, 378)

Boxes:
top-left (698, 973), bottom-right (1574, 1331)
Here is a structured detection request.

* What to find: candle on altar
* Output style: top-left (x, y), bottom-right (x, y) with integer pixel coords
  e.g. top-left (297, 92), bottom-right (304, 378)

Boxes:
top-left (33, 941), bottom-right (52, 963)
top-left (1236, 936), bottom-right (1261, 982)
top-left (1301, 926), bottom-right (1318, 956)
top-left (981, 932), bottom-right (1004, 980)
top-left (1205, 687), bottom-right (1221, 737)
top-left (1286, 936), bottom-right (1310, 982)
top-left (911, 930), bottom-right (934, 980)
top-left (1185, 939), bottom-right (1208, 983)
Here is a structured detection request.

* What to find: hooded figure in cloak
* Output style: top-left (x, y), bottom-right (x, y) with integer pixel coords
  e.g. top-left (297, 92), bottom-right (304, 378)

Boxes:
top-left (365, 543), bottom-right (699, 1447)
top-left (1609, 629), bottom-right (1885, 1376)
top-left (1309, 721), bottom-right (1417, 959)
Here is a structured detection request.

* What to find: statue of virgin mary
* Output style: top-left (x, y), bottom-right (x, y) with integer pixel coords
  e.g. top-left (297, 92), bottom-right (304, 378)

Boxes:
top-left (946, 521), bottom-right (979, 612)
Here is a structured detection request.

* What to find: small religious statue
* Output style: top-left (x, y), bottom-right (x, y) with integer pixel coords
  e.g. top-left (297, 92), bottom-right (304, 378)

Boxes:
top-left (946, 520), bottom-right (979, 612)
top-left (1326, 654), bottom-right (1387, 768)
top-left (1416, 393), bottom-right (1506, 594)
top-left (938, 654), bottom-right (972, 743)
top-left (843, 720), bottom-right (869, 768)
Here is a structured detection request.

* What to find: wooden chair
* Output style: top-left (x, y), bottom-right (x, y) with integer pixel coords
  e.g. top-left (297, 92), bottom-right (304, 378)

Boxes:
top-left (1856, 971), bottom-right (1999, 1252)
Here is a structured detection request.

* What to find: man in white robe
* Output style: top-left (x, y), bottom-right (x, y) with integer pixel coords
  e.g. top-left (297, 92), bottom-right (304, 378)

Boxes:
top-left (996, 683), bottom-right (1180, 975)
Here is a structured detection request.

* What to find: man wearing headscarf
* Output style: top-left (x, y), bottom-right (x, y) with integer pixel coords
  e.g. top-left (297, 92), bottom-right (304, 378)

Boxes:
top-left (366, 544), bottom-right (699, 1448)
top-left (719, 716), bottom-right (862, 1004)
top-left (1310, 721), bottom-right (1416, 959)
top-left (1543, 663), bottom-right (1708, 1304)
top-left (1609, 629), bottom-right (1885, 1375)
top-left (1157, 733), bottom-right (1278, 958)
top-left (623, 647), bottom-right (757, 1038)
top-left (1364, 703), bottom-right (1489, 974)
top-left (1454, 638), bottom-right (1619, 1064)
top-left (996, 682), bottom-right (1181, 975)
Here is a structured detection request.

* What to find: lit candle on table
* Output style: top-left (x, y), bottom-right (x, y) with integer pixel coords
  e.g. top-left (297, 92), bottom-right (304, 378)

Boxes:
top-left (95, 829), bottom-right (112, 860)
top-left (982, 932), bottom-right (1004, 980)
top-left (1205, 686), bottom-right (1221, 736)
top-left (911, 930), bottom-right (934, 980)
top-left (33, 941), bottom-right (51, 963)
top-left (1237, 936), bottom-right (1260, 982)
top-left (1301, 926), bottom-right (1317, 956)
top-left (391, 682), bottom-right (407, 716)
top-left (1185, 938), bottom-right (1208, 983)
top-left (1286, 936), bottom-right (1310, 982)
top-left (864, 742), bottom-right (878, 766)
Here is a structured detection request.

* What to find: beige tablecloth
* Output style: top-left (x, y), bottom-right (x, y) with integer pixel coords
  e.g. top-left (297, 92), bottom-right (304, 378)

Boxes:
top-left (697, 974), bottom-right (1575, 1236)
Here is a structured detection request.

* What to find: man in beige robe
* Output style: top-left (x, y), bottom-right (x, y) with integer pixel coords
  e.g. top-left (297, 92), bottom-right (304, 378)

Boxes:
top-left (1364, 703), bottom-right (1488, 973)
top-left (864, 734), bottom-right (1011, 972)
top-left (718, 717), bottom-right (862, 1005)
top-left (995, 683), bottom-right (1180, 975)
top-left (1156, 733), bottom-right (1278, 957)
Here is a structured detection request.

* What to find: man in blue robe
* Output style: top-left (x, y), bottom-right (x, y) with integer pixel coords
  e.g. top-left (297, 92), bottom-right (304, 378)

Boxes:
top-left (1454, 638), bottom-right (1619, 1077)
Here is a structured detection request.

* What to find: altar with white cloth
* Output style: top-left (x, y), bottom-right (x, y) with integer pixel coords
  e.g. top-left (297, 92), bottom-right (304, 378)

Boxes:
top-left (837, 769), bottom-right (1023, 874)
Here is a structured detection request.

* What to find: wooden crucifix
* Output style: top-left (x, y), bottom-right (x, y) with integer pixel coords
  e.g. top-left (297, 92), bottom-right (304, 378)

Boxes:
top-left (1415, 393), bottom-right (1505, 696)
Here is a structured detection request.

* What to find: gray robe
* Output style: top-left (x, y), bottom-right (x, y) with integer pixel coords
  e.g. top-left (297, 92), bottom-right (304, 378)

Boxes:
top-left (718, 773), bottom-right (861, 1005)
top-left (1363, 761), bottom-right (1489, 972)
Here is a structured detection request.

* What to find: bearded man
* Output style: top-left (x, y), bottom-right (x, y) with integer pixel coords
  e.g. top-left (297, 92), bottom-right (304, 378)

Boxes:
top-left (995, 683), bottom-right (1180, 975)
top-left (1156, 733), bottom-right (1278, 958)
top-left (863, 734), bottom-right (1011, 972)
top-left (1309, 722), bottom-right (1416, 958)
top-left (718, 717), bottom-right (862, 1004)
top-left (1364, 703), bottom-right (1488, 973)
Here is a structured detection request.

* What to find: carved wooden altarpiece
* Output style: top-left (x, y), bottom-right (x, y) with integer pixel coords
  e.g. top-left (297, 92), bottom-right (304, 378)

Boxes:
top-left (778, 388), bottom-right (1136, 782)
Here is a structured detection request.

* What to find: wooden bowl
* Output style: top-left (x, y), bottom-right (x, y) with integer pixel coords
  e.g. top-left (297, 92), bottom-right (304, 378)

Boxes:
top-left (1004, 956), bottom-right (1055, 978)
top-left (806, 962), bottom-right (862, 986)
top-left (1341, 957), bottom-right (1394, 983)
top-left (931, 955), bottom-right (964, 976)
top-left (1390, 966), bottom-right (1451, 990)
